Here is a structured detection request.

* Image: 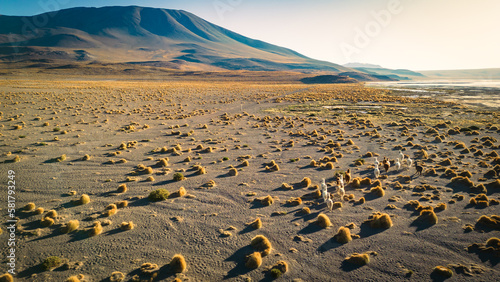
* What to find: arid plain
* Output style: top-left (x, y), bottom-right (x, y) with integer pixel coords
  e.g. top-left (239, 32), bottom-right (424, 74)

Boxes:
top-left (1, 73), bottom-right (500, 282)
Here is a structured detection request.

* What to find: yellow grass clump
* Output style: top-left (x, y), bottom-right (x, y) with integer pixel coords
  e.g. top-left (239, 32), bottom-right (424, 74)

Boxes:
top-left (169, 254), bottom-right (187, 273)
top-left (476, 215), bottom-right (500, 229)
top-left (334, 226), bottom-right (352, 244)
top-left (120, 221), bottom-right (135, 230)
top-left (78, 194), bottom-right (90, 205)
top-left (45, 210), bottom-right (58, 218)
top-left (356, 197), bottom-right (365, 204)
top-left (89, 221), bottom-right (103, 236)
top-left (116, 200), bottom-right (128, 208)
top-left (176, 186), bottom-right (187, 197)
top-left (300, 207), bottom-right (311, 214)
top-left (109, 272), bottom-right (125, 282)
top-left (0, 273), bottom-right (14, 282)
top-left (35, 207), bottom-right (44, 215)
top-left (287, 197), bottom-right (302, 206)
top-left (366, 212), bottom-right (393, 229)
top-left (117, 184), bottom-right (127, 193)
top-left (418, 210), bottom-right (438, 225)
top-left (435, 203), bottom-right (447, 211)
top-left (247, 218), bottom-right (262, 229)
top-left (65, 275), bottom-right (84, 282)
top-left (245, 252), bottom-right (262, 269)
top-left (261, 195), bottom-right (274, 206)
top-left (250, 235), bottom-right (273, 256)
top-left (60, 220), bottom-right (79, 233)
top-left (370, 186), bottom-right (385, 197)
top-left (450, 176), bottom-right (474, 188)
top-left (300, 177), bottom-right (312, 188)
top-left (345, 253), bottom-right (370, 266)
top-left (432, 266), bottom-right (453, 278)
top-left (104, 204), bottom-right (118, 217)
top-left (41, 217), bottom-right (55, 227)
top-left (24, 202), bottom-right (36, 211)
top-left (270, 260), bottom-right (288, 278)
top-left (315, 213), bottom-right (333, 228)
top-left (228, 168), bottom-right (238, 176)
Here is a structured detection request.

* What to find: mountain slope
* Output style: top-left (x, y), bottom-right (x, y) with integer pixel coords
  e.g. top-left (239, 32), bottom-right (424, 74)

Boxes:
top-left (0, 6), bottom-right (355, 73)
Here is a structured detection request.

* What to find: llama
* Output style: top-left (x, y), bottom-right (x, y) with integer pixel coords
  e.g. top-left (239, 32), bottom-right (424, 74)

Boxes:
top-left (374, 166), bottom-right (380, 178)
top-left (415, 162), bottom-right (423, 176)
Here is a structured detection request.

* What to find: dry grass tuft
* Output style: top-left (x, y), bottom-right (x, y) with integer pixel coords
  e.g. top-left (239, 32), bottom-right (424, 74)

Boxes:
top-left (261, 195), bottom-right (274, 206)
top-left (0, 273), bottom-right (14, 282)
top-left (116, 200), bottom-right (128, 208)
top-left (418, 210), bottom-right (438, 225)
top-left (24, 202), bottom-right (36, 211)
top-left (246, 218), bottom-right (262, 229)
top-left (476, 215), bottom-right (500, 229)
top-left (117, 184), bottom-right (127, 193)
top-left (109, 272), bottom-right (125, 282)
top-left (370, 186), bottom-right (385, 197)
top-left (78, 194), bottom-right (90, 205)
top-left (345, 253), bottom-right (370, 266)
top-left (334, 226), bottom-right (352, 244)
top-left (287, 197), bottom-right (302, 206)
top-left (61, 220), bottom-right (79, 233)
top-left (228, 168), bottom-right (238, 176)
top-left (366, 212), bottom-right (393, 229)
top-left (120, 221), bottom-right (135, 230)
top-left (432, 266), bottom-right (453, 278)
top-left (89, 221), bottom-right (103, 236)
top-left (170, 254), bottom-right (187, 273)
top-left (251, 235), bottom-right (273, 256)
top-left (300, 177), bottom-right (312, 188)
top-left (315, 213), bottom-right (333, 228)
top-left (245, 252), bottom-right (262, 269)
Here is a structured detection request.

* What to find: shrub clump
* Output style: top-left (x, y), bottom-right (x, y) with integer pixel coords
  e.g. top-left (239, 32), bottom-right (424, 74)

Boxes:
top-left (24, 202), bottom-right (36, 211)
top-left (169, 254), bottom-right (187, 273)
top-left (89, 221), bottom-right (103, 236)
top-left (60, 220), bottom-right (79, 234)
top-left (148, 189), bottom-right (170, 202)
top-left (78, 194), bottom-right (90, 205)
top-left (418, 209), bottom-right (438, 225)
top-left (366, 212), bottom-right (393, 229)
top-left (228, 168), bottom-right (238, 176)
top-left (247, 218), bottom-right (262, 229)
top-left (245, 252), bottom-right (262, 269)
top-left (173, 172), bottom-right (185, 181)
top-left (120, 221), bottom-right (135, 230)
top-left (432, 266), bottom-right (453, 278)
top-left (370, 186), bottom-right (385, 197)
top-left (42, 256), bottom-right (62, 270)
top-left (334, 226), bottom-right (352, 244)
top-left (270, 260), bottom-right (288, 278)
top-left (117, 184), bottom-right (127, 193)
top-left (345, 253), bottom-right (370, 266)
top-left (250, 235), bottom-right (273, 256)
top-left (300, 177), bottom-right (312, 188)
top-left (315, 213), bottom-right (333, 228)
top-left (261, 195), bottom-right (274, 206)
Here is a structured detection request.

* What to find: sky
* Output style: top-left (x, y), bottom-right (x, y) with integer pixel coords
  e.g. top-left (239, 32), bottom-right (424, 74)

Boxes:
top-left (1, 0), bottom-right (499, 71)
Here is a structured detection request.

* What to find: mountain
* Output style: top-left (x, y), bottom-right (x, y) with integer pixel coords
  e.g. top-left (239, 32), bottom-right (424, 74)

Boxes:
top-left (420, 68), bottom-right (500, 79)
top-left (0, 6), bottom-right (360, 74)
top-left (343, 62), bottom-right (382, 69)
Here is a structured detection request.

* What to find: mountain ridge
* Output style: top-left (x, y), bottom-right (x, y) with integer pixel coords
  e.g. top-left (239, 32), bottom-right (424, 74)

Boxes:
top-left (0, 6), bottom-right (362, 74)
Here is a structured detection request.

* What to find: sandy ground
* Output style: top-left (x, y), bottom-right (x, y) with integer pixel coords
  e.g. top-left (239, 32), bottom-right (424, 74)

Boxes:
top-left (0, 78), bottom-right (499, 281)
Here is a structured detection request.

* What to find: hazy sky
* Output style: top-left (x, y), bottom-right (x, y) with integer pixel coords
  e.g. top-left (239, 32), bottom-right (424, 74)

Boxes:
top-left (2, 0), bottom-right (499, 70)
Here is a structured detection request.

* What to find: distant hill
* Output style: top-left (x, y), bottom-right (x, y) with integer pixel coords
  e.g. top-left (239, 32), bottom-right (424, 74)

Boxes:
top-left (0, 6), bottom-right (367, 74)
top-left (420, 68), bottom-right (500, 79)
top-left (343, 62), bottom-right (382, 69)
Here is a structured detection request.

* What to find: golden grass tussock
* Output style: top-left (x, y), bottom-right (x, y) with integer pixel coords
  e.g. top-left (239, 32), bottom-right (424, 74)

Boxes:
top-left (334, 226), bottom-right (352, 244)
top-left (350, 178), bottom-right (361, 188)
top-left (169, 254), bottom-right (187, 273)
top-left (251, 235), bottom-right (273, 256)
top-left (60, 220), bottom-right (79, 233)
top-left (265, 163), bottom-right (280, 171)
top-left (270, 260), bottom-right (288, 278)
top-left (45, 209), bottom-right (57, 218)
top-left (345, 253), bottom-right (370, 266)
top-left (41, 217), bottom-right (55, 227)
top-left (89, 221), bottom-right (103, 236)
top-left (247, 218), bottom-right (262, 229)
top-left (315, 213), bottom-right (333, 228)
top-left (0, 273), bottom-right (14, 282)
top-left (261, 195), bottom-right (274, 206)
top-left (109, 272), bottom-right (125, 282)
top-left (360, 178), bottom-right (372, 186)
top-left (120, 221), bottom-right (135, 230)
top-left (176, 186), bottom-right (187, 197)
top-left (245, 252), bottom-right (262, 269)
top-left (104, 204), bottom-right (118, 217)
top-left (300, 207), bottom-right (311, 215)
top-left (370, 186), bottom-right (385, 197)
top-left (155, 158), bottom-right (169, 167)
top-left (24, 202), bottom-right (36, 211)
top-left (355, 197), bottom-right (365, 204)
top-left (117, 184), bottom-right (127, 193)
top-left (435, 203), bottom-right (447, 211)
top-left (366, 212), bottom-right (393, 229)
top-left (300, 177), bottom-right (312, 188)
top-left (115, 200), bottom-right (128, 208)
top-left (65, 275), bottom-right (83, 282)
top-left (281, 183), bottom-right (293, 190)
top-left (476, 215), bottom-right (500, 229)
top-left (287, 197), bottom-right (302, 206)
top-left (450, 176), bottom-right (474, 188)
top-left (228, 168), bottom-right (238, 176)
top-left (78, 194), bottom-right (90, 205)
top-left (432, 266), bottom-right (453, 278)
top-left (418, 210), bottom-right (438, 225)
top-left (35, 207), bottom-right (44, 215)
